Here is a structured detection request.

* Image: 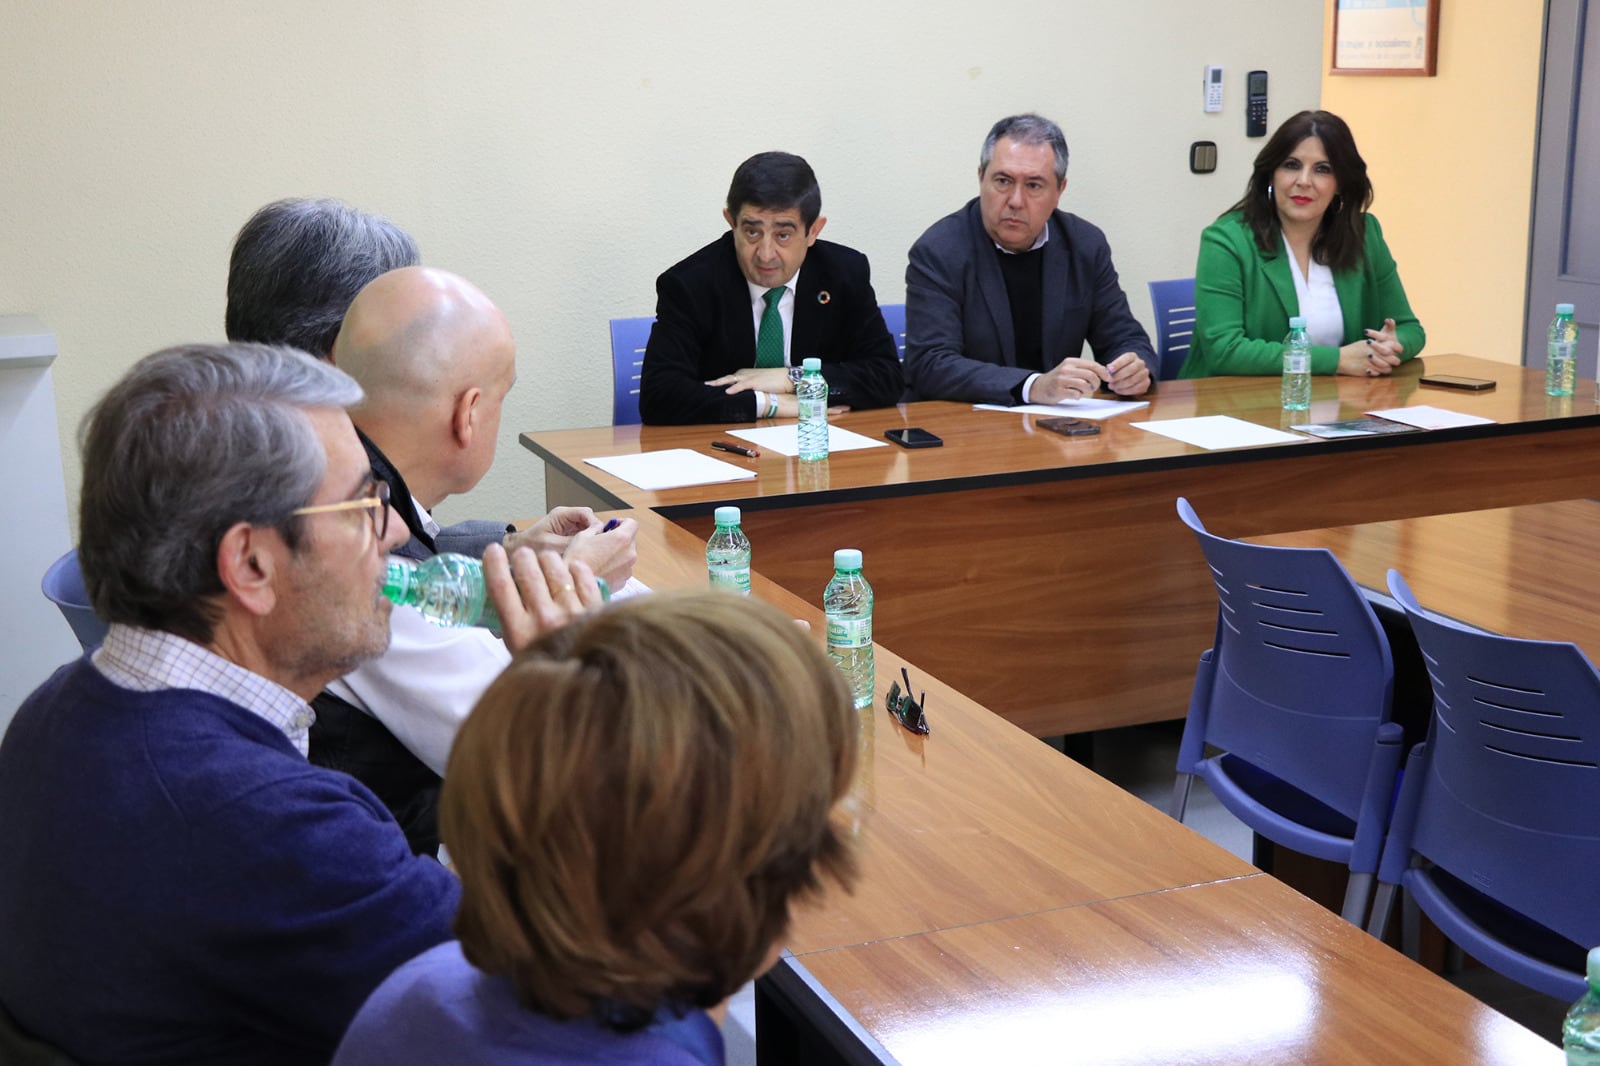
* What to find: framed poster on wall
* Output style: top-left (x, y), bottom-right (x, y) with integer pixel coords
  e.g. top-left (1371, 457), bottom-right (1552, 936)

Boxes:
top-left (1332, 0), bottom-right (1440, 76)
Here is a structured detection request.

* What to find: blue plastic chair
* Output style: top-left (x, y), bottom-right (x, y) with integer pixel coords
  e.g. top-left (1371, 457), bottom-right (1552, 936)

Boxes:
top-left (878, 302), bottom-right (906, 361)
top-left (1367, 570), bottom-right (1600, 1000)
top-left (1148, 278), bottom-right (1196, 380)
top-left (41, 549), bottom-right (107, 651)
top-left (608, 316), bottom-right (654, 426)
top-left (1171, 498), bottom-right (1406, 925)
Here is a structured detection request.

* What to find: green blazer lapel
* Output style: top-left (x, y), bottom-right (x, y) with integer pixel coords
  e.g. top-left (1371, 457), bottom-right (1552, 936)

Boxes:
top-left (1334, 265), bottom-right (1366, 341)
top-left (1259, 236), bottom-right (1300, 322)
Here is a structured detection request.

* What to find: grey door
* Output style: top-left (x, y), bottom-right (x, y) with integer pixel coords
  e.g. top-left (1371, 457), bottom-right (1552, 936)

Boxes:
top-left (1528, 0), bottom-right (1600, 375)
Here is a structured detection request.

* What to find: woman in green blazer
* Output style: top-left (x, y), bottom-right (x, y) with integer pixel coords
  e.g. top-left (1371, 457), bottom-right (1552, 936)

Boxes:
top-left (1181, 110), bottom-right (1424, 378)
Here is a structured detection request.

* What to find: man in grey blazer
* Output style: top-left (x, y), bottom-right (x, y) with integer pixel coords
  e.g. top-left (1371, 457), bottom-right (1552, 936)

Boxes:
top-left (904, 114), bottom-right (1156, 405)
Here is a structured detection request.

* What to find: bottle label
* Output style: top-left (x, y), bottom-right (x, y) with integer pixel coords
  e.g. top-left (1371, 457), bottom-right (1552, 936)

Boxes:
top-left (709, 567), bottom-right (751, 595)
top-left (827, 617), bottom-right (872, 649)
top-left (799, 398), bottom-right (827, 420)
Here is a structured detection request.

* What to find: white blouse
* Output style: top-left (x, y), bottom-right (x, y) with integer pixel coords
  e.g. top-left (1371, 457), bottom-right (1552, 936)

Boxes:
top-left (1282, 234), bottom-right (1344, 349)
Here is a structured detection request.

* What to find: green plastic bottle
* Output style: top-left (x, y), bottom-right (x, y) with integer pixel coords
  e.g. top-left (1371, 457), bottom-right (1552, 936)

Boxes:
top-left (384, 553), bottom-right (608, 636)
top-left (1564, 947), bottom-right (1600, 1064)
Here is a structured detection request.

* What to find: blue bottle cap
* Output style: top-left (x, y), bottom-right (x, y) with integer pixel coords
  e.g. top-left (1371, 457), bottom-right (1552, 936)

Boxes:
top-left (802, 357), bottom-right (822, 371)
top-left (1558, 303), bottom-right (1576, 316)
top-left (1289, 316), bottom-right (1307, 328)
top-left (714, 506), bottom-right (741, 526)
top-left (834, 548), bottom-right (862, 571)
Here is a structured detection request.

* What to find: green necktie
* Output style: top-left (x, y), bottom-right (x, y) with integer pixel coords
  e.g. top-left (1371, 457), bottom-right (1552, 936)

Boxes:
top-left (754, 287), bottom-right (785, 369)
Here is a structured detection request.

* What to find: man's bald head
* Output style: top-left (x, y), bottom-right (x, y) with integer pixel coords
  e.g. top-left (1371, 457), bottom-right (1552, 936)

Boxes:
top-left (333, 267), bottom-right (518, 507)
top-left (334, 267), bottom-right (514, 414)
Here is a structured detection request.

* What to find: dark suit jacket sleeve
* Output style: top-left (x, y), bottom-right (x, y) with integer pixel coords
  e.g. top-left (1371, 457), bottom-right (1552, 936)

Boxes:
top-left (812, 248), bottom-right (903, 410)
top-left (904, 222), bottom-right (1032, 405)
top-left (639, 265), bottom-right (760, 425)
top-left (433, 520), bottom-right (513, 559)
top-left (1078, 230), bottom-right (1158, 380)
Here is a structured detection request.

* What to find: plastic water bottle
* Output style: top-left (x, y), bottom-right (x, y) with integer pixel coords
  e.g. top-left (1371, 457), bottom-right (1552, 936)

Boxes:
top-left (1564, 947), bottom-right (1600, 1063)
top-left (797, 357), bottom-right (829, 462)
top-left (1548, 303), bottom-right (1579, 398)
top-left (823, 548), bottom-right (874, 710)
top-left (706, 505), bottom-right (751, 596)
top-left (384, 553), bottom-right (608, 635)
top-left (1281, 316), bottom-right (1311, 411)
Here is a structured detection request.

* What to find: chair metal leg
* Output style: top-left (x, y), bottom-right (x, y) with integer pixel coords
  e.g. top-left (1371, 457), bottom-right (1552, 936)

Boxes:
top-left (1170, 772), bottom-right (1194, 821)
top-left (1340, 872), bottom-right (1373, 926)
top-left (1401, 891), bottom-right (1421, 961)
top-left (1366, 882), bottom-right (1398, 939)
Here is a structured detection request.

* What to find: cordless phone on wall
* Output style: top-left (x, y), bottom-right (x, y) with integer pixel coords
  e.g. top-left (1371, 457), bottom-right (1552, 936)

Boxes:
top-left (1246, 70), bottom-right (1268, 137)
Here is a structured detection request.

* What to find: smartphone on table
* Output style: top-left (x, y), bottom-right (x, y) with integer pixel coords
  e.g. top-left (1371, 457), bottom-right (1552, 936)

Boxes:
top-left (1419, 375), bottom-right (1496, 392)
top-left (1036, 416), bottom-right (1101, 437)
top-left (885, 427), bottom-right (943, 448)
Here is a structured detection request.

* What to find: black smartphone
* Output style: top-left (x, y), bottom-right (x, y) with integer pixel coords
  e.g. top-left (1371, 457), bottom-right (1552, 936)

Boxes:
top-left (884, 427), bottom-right (943, 449)
top-left (1419, 375), bottom-right (1496, 392)
top-left (1036, 416), bottom-right (1101, 437)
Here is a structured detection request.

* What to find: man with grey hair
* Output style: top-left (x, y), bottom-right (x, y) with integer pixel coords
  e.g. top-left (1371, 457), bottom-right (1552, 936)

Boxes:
top-left (226, 197), bottom-right (421, 359)
top-left (0, 343), bottom-right (601, 1065)
top-left (904, 113), bottom-right (1156, 405)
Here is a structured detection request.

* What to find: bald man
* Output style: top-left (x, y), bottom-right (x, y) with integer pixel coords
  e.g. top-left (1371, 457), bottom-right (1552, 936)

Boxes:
top-left (314, 267), bottom-right (637, 853)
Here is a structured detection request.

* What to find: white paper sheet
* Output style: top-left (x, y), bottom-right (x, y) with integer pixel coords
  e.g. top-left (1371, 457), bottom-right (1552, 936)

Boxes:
top-left (973, 398), bottom-right (1150, 420)
top-left (1131, 415), bottom-right (1303, 450)
top-left (583, 449), bottom-right (756, 491)
top-left (727, 424), bottom-right (888, 457)
top-left (1365, 405), bottom-right (1496, 431)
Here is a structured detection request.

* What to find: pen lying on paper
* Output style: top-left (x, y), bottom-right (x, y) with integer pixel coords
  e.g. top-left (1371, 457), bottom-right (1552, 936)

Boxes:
top-left (711, 441), bottom-right (760, 458)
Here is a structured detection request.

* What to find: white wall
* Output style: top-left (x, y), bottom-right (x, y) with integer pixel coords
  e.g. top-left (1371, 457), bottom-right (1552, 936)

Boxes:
top-left (0, 2), bottom-right (1323, 531)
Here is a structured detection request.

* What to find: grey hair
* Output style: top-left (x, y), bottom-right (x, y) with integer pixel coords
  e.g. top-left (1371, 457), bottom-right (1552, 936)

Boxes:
top-left (77, 343), bottom-right (364, 644)
top-left (979, 113), bottom-right (1070, 184)
top-left (225, 198), bottom-right (420, 358)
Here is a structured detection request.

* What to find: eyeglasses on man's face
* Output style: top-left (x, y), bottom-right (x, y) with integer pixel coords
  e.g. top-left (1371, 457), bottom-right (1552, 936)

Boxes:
top-left (288, 479), bottom-right (391, 543)
top-left (885, 666), bottom-right (929, 736)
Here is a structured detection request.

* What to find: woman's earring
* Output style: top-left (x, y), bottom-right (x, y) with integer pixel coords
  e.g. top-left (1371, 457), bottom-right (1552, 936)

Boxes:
top-left (1331, 194), bottom-right (1344, 212)
top-left (1266, 183), bottom-right (1274, 200)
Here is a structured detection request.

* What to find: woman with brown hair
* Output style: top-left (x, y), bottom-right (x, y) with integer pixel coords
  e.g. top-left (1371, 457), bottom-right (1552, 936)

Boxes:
top-left (331, 591), bottom-right (860, 1066)
top-left (1181, 109), bottom-right (1425, 378)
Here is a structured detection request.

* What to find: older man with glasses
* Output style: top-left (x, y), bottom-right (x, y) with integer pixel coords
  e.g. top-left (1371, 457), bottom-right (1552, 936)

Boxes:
top-left (0, 343), bottom-right (601, 1066)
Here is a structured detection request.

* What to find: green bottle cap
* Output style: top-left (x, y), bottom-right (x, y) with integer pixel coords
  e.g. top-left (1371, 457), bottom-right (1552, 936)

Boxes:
top-left (834, 548), bottom-right (862, 571)
top-left (802, 357), bottom-right (822, 371)
top-left (1558, 303), bottom-right (1576, 316)
top-left (1588, 946), bottom-right (1600, 987)
top-left (1289, 316), bottom-right (1307, 328)
top-left (714, 506), bottom-right (741, 526)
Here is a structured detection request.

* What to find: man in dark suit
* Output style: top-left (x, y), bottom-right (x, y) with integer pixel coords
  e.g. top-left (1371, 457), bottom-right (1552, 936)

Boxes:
top-left (639, 152), bottom-right (904, 425)
top-left (904, 114), bottom-right (1157, 406)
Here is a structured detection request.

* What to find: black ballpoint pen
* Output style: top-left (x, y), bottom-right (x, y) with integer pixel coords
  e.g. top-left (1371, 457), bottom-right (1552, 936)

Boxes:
top-left (711, 441), bottom-right (760, 458)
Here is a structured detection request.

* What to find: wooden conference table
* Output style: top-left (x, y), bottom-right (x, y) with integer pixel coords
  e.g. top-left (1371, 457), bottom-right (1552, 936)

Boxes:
top-left (1253, 497), bottom-right (1600, 652)
top-left (621, 509), bottom-right (1558, 1064)
top-left (525, 354), bottom-right (1600, 738)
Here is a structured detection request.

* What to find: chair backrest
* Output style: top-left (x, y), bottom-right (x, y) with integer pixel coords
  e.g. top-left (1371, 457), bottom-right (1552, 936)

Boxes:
top-left (1148, 278), bottom-right (1196, 380)
top-left (1385, 569), bottom-right (1600, 950)
top-left (41, 549), bottom-right (107, 651)
top-left (608, 316), bottom-right (654, 425)
top-left (1178, 498), bottom-right (1394, 821)
top-left (878, 303), bottom-right (907, 361)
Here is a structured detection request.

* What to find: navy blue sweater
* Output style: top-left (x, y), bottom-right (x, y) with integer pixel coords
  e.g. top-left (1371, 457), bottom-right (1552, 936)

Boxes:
top-left (0, 659), bottom-right (461, 1066)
